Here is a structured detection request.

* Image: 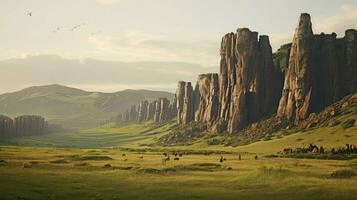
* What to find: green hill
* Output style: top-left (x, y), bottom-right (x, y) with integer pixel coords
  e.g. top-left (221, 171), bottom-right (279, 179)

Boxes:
top-left (0, 84), bottom-right (173, 129)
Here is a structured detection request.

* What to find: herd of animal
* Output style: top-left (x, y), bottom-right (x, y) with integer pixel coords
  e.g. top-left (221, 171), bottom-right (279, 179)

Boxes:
top-left (282, 144), bottom-right (357, 154)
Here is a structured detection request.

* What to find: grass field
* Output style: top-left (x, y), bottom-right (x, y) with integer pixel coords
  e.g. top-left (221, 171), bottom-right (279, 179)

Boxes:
top-left (0, 146), bottom-right (356, 200)
top-left (0, 117), bottom-right (356, 154)
top-left (0, 112), bottom-right (356, 199)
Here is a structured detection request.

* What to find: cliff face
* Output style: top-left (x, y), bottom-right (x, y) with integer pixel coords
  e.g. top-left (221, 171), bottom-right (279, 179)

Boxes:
top-left (118, 97), bottom-right (176, 124)
top-left (176, 81), bottom-right (195, 125)
top-left (146, 101), bottom-right (156, 121)
top-left (138, 100), bottom-right (148, 122)
top-left (176, 28), bottom-right (283, 133)
top-left (277, 13), bottom-right (314, 121)
top-left (194, 73), bottom-right (219, 127)
top-left (277, 14), bottom-right (357, 123)
top-left (176, 13), bottom-right (356, 134)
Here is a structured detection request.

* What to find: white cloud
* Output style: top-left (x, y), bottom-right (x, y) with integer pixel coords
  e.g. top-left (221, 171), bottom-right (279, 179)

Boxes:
top-left (315, 4), bottom-right (357, 36)
top-left (87, 30), bottom-right (220, 66)
top-left (269, 4), bottom-right (357, 52)
top-left (269, 32), bottom-right (292, 52)
top-left (95, 0), bottom-right (121, 5)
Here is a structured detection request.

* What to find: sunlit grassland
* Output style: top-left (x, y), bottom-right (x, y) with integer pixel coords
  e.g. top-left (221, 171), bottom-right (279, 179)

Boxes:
top-left (0, 116), bottom-right (356, 154)
top-left (0, 146), bottom-right (356, 200)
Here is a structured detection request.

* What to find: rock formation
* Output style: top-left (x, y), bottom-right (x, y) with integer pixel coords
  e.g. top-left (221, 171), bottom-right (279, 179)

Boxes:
top-left (146, 101), bottom-right (156, 121)
top-left (175, 13), bottom-right (356, 134)
top-left (129, 105), bottom-right (138, 121)
top-left (14, 115), bottom-right (47, 135)
top-left (176, 82), bottom-right (195, 125)
top-left (277, 13), bottom-right (357, 123)
top-left (117, 97), bottom-right (176, 124)
top-left (0, 115), bottom-right (48, 137)
top-left (177, 28), bottom-right (283, 133)
top-left (158, 98), bottom-right (169, 122)
top-left (194, 73), bottom-right (219, 127)
top-left (138, 100), bottom-right (148, 122)
top-left (0, 115), bottom-right (13, 135)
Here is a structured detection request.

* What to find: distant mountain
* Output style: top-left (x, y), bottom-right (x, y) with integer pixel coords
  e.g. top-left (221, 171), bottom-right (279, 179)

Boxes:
top-left (0, 84), bottom-right (173, 129)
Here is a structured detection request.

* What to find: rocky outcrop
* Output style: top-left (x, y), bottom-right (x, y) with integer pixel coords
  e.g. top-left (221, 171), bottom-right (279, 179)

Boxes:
top-left (160, 98), bottom-right (169, 122)
top-left (176, 82), bottom-right (195, 125)
top-left (277, 13), bottom-right (314, 122)
top-left (222, 29), bottom-right (282, 133)
top-left (0, 115), bottom-right (48, 137)
top-left (277, 13), bottom-right (357, 123)
top-left (129, 105), bottom-right (138, 121)
top-left (175, 13), bottom-right (356, 134)
top-left (118, 97), bottom-right (176, 124)
top-left (14, 115), bottom-right (47, 135)
top-left (177, 28), bottom-right (283, 133)
top-left (0, 115), bottom-right (13, 135)
top-left (194, 73), bottom-right (219, 127)
top-left (146, 101), bottom-right (156, 121)
top-left (138, 101), bottom-right (148, 122)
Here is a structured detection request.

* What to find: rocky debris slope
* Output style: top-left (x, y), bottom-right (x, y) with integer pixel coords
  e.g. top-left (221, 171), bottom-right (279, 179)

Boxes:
top-left (175, 13), bottom-right (356, 135)
top-left (239, 93), bottom-right (357, 141)
top-left (0, 115), bottom-right (48, 137)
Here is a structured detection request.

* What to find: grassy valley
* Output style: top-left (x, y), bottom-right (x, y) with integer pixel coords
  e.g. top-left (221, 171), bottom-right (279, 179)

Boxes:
top-left (0, 84), bottom-right (173, 129)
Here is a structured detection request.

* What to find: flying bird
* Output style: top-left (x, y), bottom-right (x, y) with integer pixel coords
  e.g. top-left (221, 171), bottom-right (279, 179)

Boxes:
top-left (70, 25), bottom-right (82, 31)
top-left (27, 12), bottom-right (32, 16)
top-left (52, 27), bottom-right (61, 33)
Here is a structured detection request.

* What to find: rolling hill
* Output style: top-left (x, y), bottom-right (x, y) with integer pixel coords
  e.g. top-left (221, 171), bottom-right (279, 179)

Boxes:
top-left (0, 84), bottom-right (173, 129)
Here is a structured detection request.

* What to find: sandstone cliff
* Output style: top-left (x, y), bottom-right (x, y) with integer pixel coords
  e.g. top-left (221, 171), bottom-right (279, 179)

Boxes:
top-left (277, 13), bottom-right (357, 123)
top-left (175, 13), bottom-right (356, 134)
top-left (176, 29), bottom-right (283, 133)
top-left (176, 81), bottom-right (195, 125)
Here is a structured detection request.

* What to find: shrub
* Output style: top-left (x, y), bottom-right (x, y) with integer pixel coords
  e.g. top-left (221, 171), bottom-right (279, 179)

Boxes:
top-left (207, 138), bottom-right (221, 145)
top-left (74, 162), bottom-right (89, 166)
top-left (341, 119), bottom-right (355, 129)
top-left (329, 169), bottom-right (355, 178)
top-left (50, 159), bottom-right (69, 164)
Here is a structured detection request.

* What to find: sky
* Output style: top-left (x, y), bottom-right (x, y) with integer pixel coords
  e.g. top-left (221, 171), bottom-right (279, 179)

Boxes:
top-left (0, 0), bottom-right (356, 93)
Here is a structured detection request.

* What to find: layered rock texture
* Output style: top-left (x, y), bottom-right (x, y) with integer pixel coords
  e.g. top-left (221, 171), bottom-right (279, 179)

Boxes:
top-left (176, 81), bottom-right (195, 125)
top-left (176, 29), bottom-right (283, 133)
top-left (194, 74), bottom-right (219, 127)
top-left (0, 115), bottom-right (48, 137)
top-left (277, 14), bottom-right (357, 123)
top-left (176, 13), bottom-right (356, 134)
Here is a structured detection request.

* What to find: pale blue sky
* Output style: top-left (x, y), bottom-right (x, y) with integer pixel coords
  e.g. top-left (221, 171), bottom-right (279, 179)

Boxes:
top-left (0, 0), bottom-right (356, 93)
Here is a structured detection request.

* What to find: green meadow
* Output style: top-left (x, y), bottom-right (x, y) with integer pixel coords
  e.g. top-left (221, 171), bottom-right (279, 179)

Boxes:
top-left (0, 116), bottom-right (356, 200)
top-left (0, 146), bottom-right (356, 200)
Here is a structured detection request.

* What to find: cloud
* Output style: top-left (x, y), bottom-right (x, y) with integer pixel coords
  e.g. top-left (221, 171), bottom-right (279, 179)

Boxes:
top-left (315, 4), bottom-right (357, 36)
top-left (269, 32), bottom-right (292, 52)
top-left (95, 0), bottom-right (121, 5)
top-left (269, 4), bottom-right (357, 52)
top-left (88, 30), bottom-right (220, 66)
